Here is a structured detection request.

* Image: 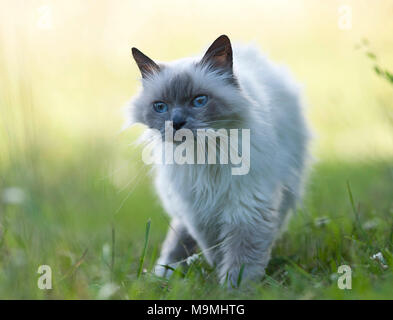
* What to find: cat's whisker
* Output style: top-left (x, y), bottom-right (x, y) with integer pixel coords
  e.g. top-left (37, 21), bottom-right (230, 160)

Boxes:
top-left (117, 164), bottom-right (148, 194)
top-left (113, 167), bottom-right (149, 216)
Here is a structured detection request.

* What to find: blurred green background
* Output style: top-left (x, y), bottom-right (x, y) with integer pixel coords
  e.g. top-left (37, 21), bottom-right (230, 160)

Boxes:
top-left (0, 0), bottom-right (392, 299)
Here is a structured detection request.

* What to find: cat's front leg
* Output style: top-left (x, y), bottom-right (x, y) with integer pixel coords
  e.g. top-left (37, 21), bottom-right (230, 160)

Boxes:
top-left (218, 212), bottom-right (279, 287)
top-left (154, 219), bottom-right (198, 278)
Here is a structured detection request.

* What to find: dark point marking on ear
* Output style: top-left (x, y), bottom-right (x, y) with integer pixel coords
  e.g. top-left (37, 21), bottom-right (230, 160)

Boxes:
top-left (199, 35), bottom-right (238, 86)
top-left (200, 35), bottom-right (233, 72)
top-left (131, 47), bottom-right (160, 79)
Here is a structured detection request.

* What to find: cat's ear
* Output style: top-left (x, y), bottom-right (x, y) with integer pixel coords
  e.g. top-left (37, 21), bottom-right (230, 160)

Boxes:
top-left (132, 47), bottom-right (160, 79)
top-left (200, 35), bottom-right (233, 73)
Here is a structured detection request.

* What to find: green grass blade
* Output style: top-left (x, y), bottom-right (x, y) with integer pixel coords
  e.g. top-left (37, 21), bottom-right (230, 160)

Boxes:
top-left (346, 180), bottom-right (366, 240)
top-left (137, 219), bottom-right (151, 278)
top-left (236, 264), bottom-right (245, 287)
top-left (111, 225), bottom-right (115, 282)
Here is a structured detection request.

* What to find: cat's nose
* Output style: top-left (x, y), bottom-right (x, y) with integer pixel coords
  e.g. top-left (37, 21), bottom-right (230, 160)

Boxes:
top-left (171, 114), bottom-right (187, 131)
top-left (173, 120), bottom-right (186, 131)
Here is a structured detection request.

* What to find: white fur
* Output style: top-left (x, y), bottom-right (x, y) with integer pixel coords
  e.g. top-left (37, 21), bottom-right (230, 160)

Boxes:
top-left (128, 43), bottom-right (312, 286)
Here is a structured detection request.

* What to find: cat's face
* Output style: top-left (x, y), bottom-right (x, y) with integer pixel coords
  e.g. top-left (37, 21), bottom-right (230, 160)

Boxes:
top-left (130, 35), bottom-right (247, 136)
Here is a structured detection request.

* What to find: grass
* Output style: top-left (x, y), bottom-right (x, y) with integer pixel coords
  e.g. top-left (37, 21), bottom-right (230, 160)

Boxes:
top-left (0, 0), bottom-right (393, 299)
top-left (0, 155), bottom-right (392, 299)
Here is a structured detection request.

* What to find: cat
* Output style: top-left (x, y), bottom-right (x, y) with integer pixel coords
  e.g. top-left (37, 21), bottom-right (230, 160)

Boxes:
top-left (126, 35), bottom-right (312, 287)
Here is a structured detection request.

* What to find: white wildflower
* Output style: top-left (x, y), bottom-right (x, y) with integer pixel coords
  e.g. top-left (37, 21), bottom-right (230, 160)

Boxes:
top-left (314, 216), bottom-right (330, 227)
top-left (97, 283), bottom-right (119, 299)
top-left (371, 252), bottom-right (388, 269)
top-left (2, 187), bottom-right (26, 205)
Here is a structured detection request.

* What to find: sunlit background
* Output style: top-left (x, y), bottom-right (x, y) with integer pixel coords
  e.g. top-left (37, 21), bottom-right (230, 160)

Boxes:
top-left (0, 0), bottom-right (392, 299)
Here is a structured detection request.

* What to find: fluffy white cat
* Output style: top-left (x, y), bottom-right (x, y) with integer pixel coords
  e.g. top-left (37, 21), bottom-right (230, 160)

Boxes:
top-left (127, 35), bottom-right (312, 286)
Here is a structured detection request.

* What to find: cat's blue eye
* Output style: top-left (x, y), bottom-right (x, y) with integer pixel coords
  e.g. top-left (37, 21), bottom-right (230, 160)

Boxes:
top-left (192, 95), bottom-right (208, 108)
top-left (153, 101), bottom-right (168, 113)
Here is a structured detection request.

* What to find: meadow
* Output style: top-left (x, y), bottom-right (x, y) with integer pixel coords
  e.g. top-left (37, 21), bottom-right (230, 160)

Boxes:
top-left (0, 0), bottom-right (392, 299)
